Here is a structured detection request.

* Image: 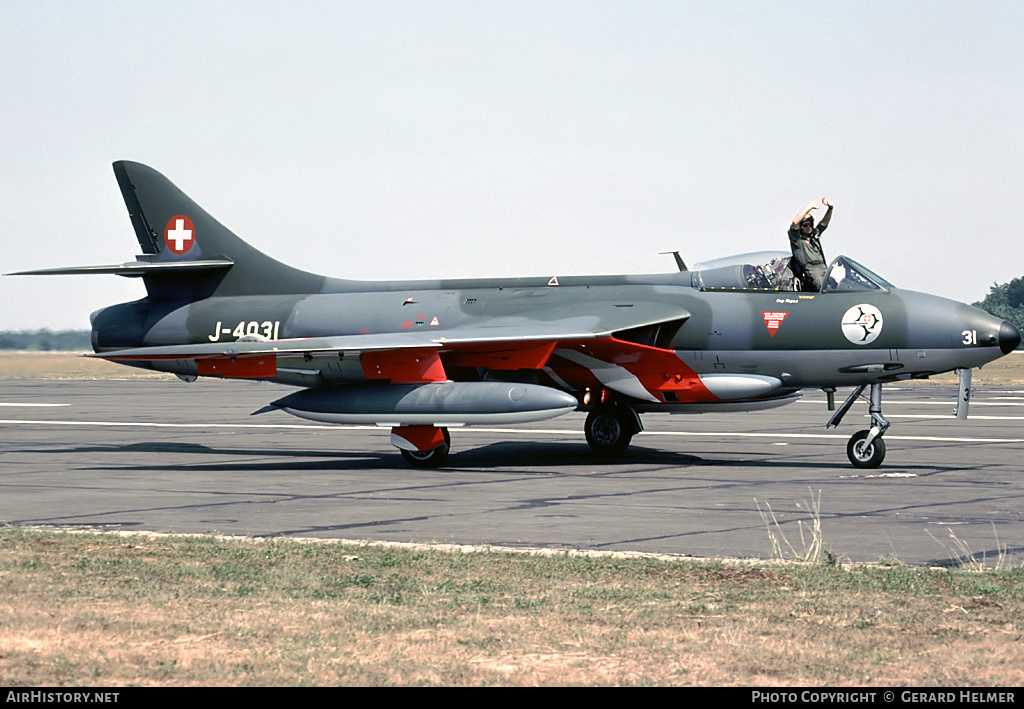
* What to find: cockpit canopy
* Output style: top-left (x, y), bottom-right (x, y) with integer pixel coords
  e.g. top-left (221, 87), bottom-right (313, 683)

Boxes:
top-left (822, 256), bottom-right (894, 293)
top-left (690, 251), bottom-right (894, 293)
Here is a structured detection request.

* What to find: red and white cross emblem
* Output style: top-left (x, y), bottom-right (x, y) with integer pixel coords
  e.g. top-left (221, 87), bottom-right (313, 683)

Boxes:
top-left (164, 215), bottom-right (195, 254)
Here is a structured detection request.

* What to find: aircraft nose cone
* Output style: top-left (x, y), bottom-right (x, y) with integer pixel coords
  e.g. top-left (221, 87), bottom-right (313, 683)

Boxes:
top-left (1000, 320), bottom-right (1021, 354)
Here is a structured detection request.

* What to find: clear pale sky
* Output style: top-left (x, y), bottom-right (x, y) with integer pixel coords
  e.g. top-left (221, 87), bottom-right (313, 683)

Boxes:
top-left (2, 1), bottom-right (1022, 330)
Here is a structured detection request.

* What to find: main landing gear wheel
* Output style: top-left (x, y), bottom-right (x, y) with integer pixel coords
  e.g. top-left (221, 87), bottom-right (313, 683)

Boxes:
top-left (847, 429), bottom-right (886, 469)
top-left (400, 428), bottom-right (451, 468)
top-left (585, 405), bottom-right (636, 456)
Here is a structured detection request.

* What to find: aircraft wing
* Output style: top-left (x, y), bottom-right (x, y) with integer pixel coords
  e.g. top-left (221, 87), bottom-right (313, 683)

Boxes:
top-left (88, 300), bottom-right (690, 382)
top-left (91, 300), bottom-right (690, 359)
top-left (90, 333), bottom-right (454, 361)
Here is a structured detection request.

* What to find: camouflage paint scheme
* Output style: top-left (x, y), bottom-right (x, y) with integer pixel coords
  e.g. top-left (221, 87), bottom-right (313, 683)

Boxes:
top-left (13, 162), bottom-right (1020, 468)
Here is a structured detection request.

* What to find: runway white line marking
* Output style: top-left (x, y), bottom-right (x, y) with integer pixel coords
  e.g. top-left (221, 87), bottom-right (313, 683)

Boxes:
top-left (2, 419), bottom-right (1022, 444)
top-left (629, 431), bottom-right (1024, 443)
top-left (886, 414), bottom-right (1024, 420)
top-left (840, 472), bottom-right (920, 478)
top-left (799, 399), bottom-right (1024, 407)
top-left (0, 403), bottom-right (69, 407)
top-left (0, 419), bottom-right (341, 430)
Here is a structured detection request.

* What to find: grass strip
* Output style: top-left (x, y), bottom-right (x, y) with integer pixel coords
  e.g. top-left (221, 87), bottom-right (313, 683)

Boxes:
top-left (1, 527), bottom-right (1022, 686)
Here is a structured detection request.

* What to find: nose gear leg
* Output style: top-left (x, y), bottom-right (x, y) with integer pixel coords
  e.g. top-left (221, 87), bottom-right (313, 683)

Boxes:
top-left (860, 383), bottom-right (890, 450)
top-left (827, 383), bottom-right (890, 468)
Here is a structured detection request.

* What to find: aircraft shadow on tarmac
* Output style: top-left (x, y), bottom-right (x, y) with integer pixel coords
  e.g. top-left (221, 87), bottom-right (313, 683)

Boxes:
top-left (57, 441), bottom-right (701, 473)
top-left (457, 442), bottom-right (977, 474)
top-left (20, 439), bottom-right (979, 475)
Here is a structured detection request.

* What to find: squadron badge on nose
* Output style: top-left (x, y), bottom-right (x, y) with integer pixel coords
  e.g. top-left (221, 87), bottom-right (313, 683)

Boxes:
top-left (841, 304), bottom-right (883, 345)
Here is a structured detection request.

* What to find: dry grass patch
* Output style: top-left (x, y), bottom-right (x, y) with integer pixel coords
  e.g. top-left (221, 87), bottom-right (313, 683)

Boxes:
top-left (0, 353), bottom-right (172, 379)
top-left (1, 528), bottom-right (1023, 686)
top-left (900, 352), bottom-right (1024, 387)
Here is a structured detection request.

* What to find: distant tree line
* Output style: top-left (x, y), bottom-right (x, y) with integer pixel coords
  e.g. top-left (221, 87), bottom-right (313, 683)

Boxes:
top-left (0, 330), bottom-right (92, 351)
top-left (974, 277), bottom-right (1024, 348)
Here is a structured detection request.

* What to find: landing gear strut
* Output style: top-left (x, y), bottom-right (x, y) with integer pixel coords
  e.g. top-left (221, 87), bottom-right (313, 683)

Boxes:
top-left (584, 403), bottom-right (642, 456)
top-left (827, 383), bottom-right (890, 469)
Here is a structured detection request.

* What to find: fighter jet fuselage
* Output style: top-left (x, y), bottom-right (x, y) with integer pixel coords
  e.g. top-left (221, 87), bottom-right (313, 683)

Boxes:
top-left (14, 162), bottom-right (1021, 468)
top-left (91, 268), bottom-right (1015, 390)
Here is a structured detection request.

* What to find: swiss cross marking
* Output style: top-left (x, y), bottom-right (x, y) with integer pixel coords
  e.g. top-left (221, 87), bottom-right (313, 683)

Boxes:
top-left (165, 215), bottom-right (195, 254)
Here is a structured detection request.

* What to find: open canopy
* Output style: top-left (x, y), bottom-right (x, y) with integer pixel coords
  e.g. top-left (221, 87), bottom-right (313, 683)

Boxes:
top-left (691, 252), bottom-right (895, 293)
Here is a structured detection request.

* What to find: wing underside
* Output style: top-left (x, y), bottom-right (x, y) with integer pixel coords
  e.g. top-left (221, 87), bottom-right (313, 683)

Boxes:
top-left (89, 301), bottom-right (792, 410)
top-left (88, 302), bottom-right (689, 394)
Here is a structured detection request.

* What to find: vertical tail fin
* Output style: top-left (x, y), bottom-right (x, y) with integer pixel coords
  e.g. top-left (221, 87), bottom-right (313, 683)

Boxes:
top-left (113, 161), bottom-right (325, 300)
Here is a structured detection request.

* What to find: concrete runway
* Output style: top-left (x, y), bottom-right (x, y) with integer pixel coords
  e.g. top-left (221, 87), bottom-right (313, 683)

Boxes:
top-left (2, 377), bottom-right (1023, 566)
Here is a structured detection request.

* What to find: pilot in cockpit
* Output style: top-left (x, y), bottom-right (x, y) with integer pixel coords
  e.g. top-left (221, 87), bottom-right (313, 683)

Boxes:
top-left (788, 197), bottom-right (834, 292)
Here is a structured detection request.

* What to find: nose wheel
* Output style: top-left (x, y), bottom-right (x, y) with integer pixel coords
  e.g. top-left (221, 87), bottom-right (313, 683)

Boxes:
top-left (827, 383), bottom-right (890, 469)
top-left (847, 429), bottom-right (886, 468)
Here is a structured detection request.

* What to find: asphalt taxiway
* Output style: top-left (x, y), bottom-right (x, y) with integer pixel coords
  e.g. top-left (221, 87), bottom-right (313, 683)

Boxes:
top-left (2, 378), bottom-right (1023, 566)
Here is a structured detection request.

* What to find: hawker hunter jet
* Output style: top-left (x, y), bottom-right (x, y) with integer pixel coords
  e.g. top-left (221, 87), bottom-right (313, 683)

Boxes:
top-left (11, 162), bottom-right (1021, 468)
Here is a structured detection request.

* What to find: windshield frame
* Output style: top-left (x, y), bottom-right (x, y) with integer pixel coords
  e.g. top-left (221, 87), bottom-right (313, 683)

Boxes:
top-left (822, 256), bottom-right (894, 293)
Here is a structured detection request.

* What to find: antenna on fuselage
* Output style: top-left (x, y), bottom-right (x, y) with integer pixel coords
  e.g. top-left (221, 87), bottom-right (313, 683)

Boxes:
top-left (660, 251), bottom-right (688, 272)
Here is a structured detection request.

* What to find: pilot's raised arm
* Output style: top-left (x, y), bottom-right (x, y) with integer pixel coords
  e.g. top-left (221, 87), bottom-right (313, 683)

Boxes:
top-left (818, 197), bottom-right (834, 229)
top-left (792, 200), bottom-right (818, 228)
top-left (788, 197), bottom-right (834, 292)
